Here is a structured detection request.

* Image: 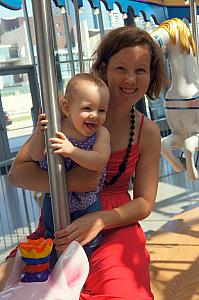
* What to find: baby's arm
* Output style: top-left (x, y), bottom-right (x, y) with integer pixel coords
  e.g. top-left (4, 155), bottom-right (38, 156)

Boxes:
top-left (29, 113), bottom-right (48, 161)
top-left (49, 127), bottom-right (110, 172)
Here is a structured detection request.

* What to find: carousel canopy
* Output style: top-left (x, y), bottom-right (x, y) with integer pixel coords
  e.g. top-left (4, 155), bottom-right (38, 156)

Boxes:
top-left (0, 0), bottom-right (22, 10)
top-left (0, 0), bottom-right (198, 25)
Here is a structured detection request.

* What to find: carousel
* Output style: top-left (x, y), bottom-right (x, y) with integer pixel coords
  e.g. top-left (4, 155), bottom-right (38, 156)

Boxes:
top-left (0, 0), bottom-right (199, 299)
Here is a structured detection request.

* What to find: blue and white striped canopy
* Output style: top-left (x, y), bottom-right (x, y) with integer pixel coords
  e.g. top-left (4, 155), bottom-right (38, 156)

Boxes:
top-left (0, 0), bottom-right (198, 25)
top-left (0, 0), bottom-right (22, 10)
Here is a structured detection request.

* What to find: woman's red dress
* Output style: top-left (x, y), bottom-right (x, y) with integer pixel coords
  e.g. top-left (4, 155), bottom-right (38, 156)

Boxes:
top-left (80, 115), bottom-right (154, 299)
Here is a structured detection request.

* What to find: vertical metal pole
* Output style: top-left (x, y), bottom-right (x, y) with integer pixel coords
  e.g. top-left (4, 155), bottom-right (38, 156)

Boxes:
top-left (190, 0), bottom-right (199, 62)
top-left (22, 189), bottom-right (32, 235)
top-left (51, 13), bottom-right (64, 92)
top-left (98, 1), bottom-right (105, 38)
top-left (92, 10), bottom-right (98, 29)
top-left (62, 4), bottom-right (75, 75)
top-left (31, 0), bottom-right (70, 233)
top-left (22, 0), bottom-right (35, 65)
top-left (73, 0), bottom-right (84, 72)
top-left (65, 0), bottom-right (70, 14)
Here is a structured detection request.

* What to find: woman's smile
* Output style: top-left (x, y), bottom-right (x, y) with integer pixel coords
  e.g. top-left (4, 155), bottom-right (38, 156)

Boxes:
top-left (120, 87), bottom-right (138, 94)
top-left (106, 45), bottom-right (151, 106)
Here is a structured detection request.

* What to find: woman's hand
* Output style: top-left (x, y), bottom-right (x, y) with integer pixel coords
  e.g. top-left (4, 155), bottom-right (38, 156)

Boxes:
top-left (37, 112), bottom-right (48, 135)
top-left (54, 211), bottom-right (105, 252)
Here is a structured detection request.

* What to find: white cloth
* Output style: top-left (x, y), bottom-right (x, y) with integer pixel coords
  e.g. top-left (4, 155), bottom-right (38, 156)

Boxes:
top-left (0, 240), bottom-right (89, 300)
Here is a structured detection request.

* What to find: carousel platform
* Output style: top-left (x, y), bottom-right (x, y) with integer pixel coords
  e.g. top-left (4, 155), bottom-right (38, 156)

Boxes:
top-left (144, 169), bottom-right (199, 300)
top-left (148, 206), bottom-right (199, 300)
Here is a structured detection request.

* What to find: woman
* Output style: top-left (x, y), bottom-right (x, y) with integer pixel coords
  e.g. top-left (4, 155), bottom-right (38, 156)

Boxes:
top-left (1, 26), bottom-right (167, 298)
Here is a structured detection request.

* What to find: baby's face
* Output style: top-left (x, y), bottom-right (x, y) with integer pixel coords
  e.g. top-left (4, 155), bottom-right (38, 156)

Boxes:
top-left (65, 81), bottom-right (110, 138)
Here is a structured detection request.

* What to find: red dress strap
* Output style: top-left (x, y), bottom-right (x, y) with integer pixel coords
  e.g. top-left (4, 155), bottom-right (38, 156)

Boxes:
top-left (137, 113), bottom-right (144, 145)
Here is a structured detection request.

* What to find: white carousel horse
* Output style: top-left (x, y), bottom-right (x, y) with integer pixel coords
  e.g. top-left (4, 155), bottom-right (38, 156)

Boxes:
top-left (151, 18), bottom-right (199, 180)
top-left (0, 240), bottom-right (89, 300)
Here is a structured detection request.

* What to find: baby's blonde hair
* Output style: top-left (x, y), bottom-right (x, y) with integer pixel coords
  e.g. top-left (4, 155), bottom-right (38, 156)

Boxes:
top-left (65, 72), bottom-right (109, 102)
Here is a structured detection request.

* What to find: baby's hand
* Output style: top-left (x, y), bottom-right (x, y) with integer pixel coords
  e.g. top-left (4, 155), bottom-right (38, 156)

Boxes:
top-left (37, 113), bottom-right (48, 135)
top-left (49, 131), bottom-right (75, 157)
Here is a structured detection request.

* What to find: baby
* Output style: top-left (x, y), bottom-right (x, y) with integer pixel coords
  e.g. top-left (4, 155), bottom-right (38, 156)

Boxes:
top-left (29, 73), bottom-right (110, 263)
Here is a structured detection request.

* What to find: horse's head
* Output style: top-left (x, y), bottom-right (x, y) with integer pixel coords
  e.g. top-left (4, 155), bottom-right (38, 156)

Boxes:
top-left (151, 18), bottom-right (196, 57)
top-left (151, 18), bottom-right (199, 99)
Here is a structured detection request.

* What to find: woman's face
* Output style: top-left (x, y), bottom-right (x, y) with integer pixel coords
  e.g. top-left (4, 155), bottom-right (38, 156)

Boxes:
top-left (105, 45), bottom-right (151, 108)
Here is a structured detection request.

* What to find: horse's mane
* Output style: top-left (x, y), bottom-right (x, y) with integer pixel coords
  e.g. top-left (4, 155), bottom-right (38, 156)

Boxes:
top-left (155, 18), bottom-right (197, 56)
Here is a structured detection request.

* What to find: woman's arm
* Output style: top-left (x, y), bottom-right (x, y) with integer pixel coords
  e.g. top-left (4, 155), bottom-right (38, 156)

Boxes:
top-left (8, 136), bottom-right (101, 193)
top-left (54, 118), bottom-right (161, 250)
top-left (29, 113), bottom-right (47, 161)
top-left (29, 130), bottom-right (46, 161)
top-left (8, 135), bottom-right (49, 192)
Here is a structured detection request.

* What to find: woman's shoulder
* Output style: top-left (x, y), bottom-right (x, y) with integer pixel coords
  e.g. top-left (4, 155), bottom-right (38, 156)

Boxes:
top-left (138, 113), bottom-right (161, 149)
top-left (143, 115), bottom-right (160, 134)
top-left (135, 110), bottom-right (159, 139)
top-left (134, 110), bottom-right (159, 133)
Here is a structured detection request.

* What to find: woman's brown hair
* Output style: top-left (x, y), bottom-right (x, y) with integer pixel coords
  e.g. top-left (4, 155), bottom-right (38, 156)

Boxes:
top-left (91, 26), bottom-right (168, 99)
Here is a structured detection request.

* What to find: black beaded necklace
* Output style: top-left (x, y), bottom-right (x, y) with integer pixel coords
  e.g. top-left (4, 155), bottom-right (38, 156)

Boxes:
top-left (105, 106), bottom-right (135, 186)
